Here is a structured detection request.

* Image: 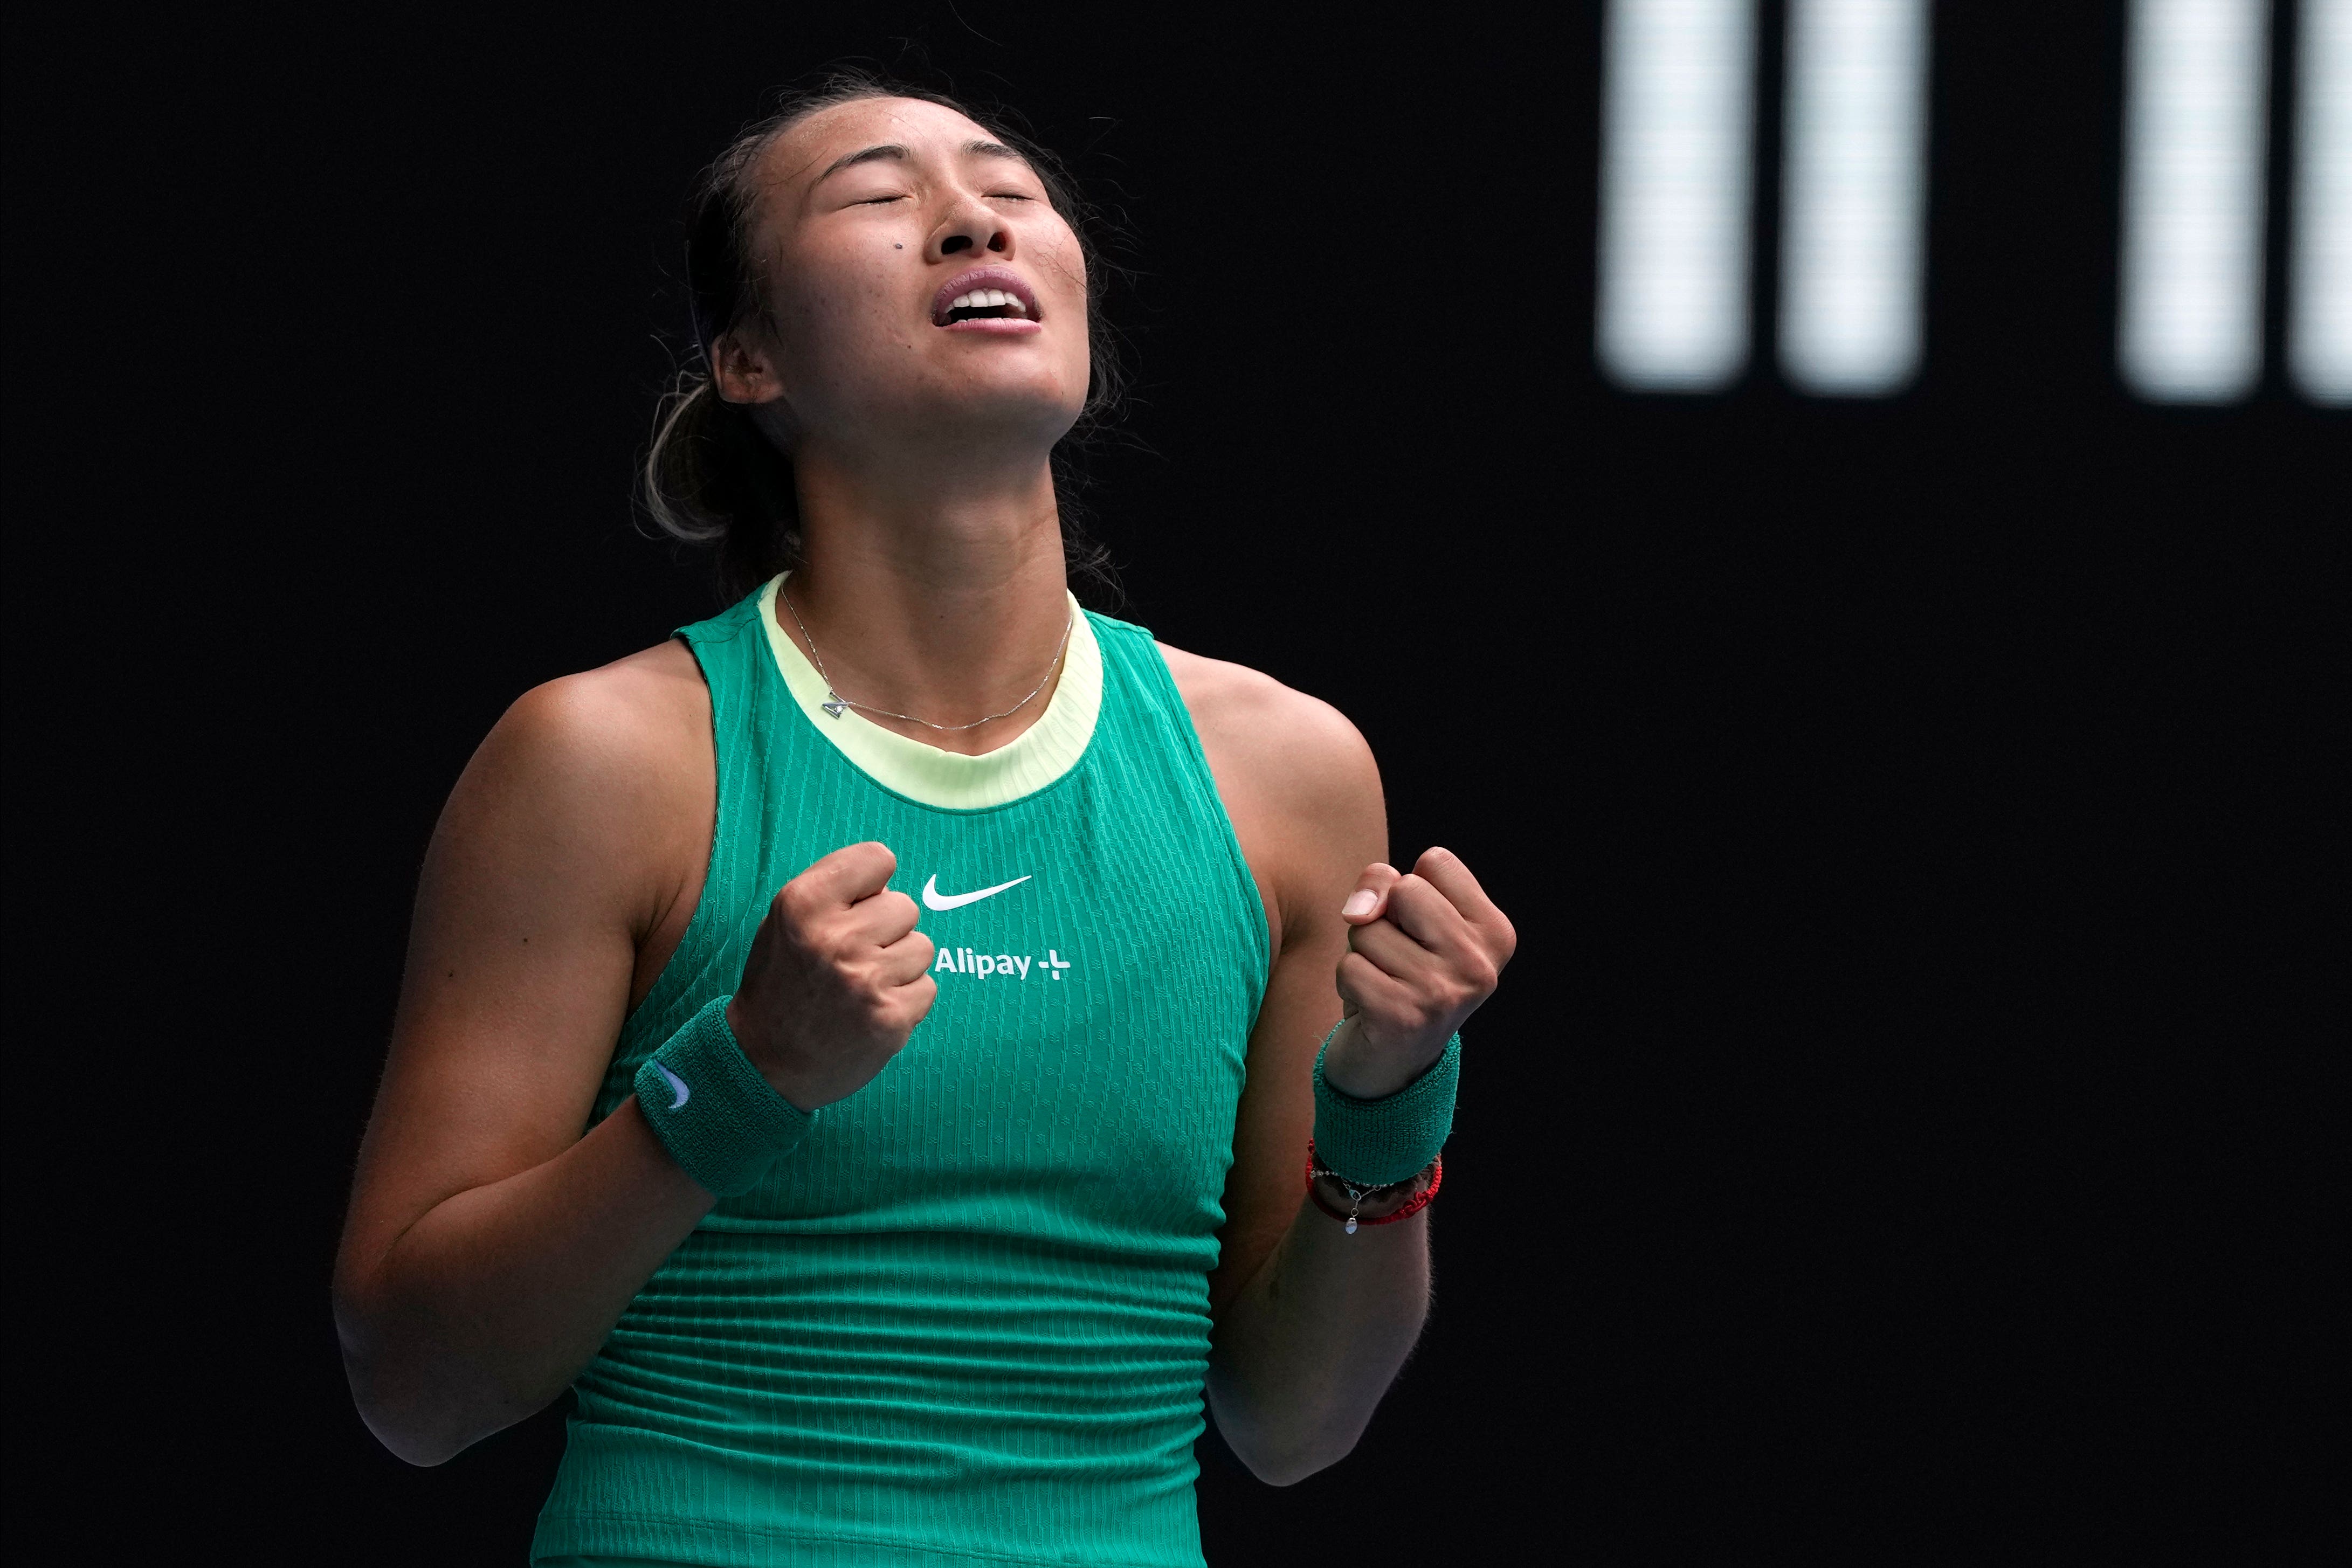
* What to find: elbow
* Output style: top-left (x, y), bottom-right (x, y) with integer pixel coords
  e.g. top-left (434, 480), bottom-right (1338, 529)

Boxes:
top-left (342, 1351), bottom-right (497, 1469)
top-left (1222, 1426), bottom-right (1361, 1488)
top-left (1205, 1373), bottom-right (1367, 1487)
top-left (337, 1329), bottom-right (466, 1468)
top-left (332, 1279), bottom-right (492, 1468)
top-left (359, 1401), bottom-right (468, 1469)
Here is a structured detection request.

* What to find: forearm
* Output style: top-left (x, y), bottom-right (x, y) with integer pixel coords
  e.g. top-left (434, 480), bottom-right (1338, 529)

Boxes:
top-left (1205, 1185), bottom-right (1431, 1485)
top-left (334, 1097), bottom-right (714, 1465)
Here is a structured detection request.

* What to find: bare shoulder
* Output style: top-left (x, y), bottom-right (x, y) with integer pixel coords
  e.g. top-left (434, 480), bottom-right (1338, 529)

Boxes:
top-left (1158, 643), bottom-right (1380, 818)
top-left (470, 639), bottom-right (707, 807)
top-left (431, 637), bottom-right (712, 930)
top-left (1156, 644), bottom-right (1383, 939)
top-left (496, 635), bottom-right (702, 749)
top-left (354, 638), bottom-right (715, 1277)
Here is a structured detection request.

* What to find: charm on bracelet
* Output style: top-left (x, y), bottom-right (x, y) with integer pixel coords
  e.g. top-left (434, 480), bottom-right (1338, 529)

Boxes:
top-left (1305, 1138), bottom-right (1444, 1233)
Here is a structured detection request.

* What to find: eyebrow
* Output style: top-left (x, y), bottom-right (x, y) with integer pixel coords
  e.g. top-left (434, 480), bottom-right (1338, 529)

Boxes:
top-left (815, 143), bottom-right (908, 184)
top-left (813, 139), bottom-right (1031, 186)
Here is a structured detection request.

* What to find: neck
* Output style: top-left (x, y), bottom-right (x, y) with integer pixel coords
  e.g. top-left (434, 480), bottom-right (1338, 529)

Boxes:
top-left (782, 447), bottom-right (1075, 756)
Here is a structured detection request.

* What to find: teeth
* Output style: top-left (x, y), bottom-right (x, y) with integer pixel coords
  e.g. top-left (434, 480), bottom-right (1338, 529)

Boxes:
top-left (943, 287), bottom-right (1029, 318)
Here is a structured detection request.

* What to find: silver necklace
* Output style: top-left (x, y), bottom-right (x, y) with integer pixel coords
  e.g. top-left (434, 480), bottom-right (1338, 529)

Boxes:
top-left (779, 585), bottom-right (1074, 734)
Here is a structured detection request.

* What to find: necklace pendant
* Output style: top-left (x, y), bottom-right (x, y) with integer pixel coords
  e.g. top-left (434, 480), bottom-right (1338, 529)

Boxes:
top-left (821, 692), bottom-right (849, 720)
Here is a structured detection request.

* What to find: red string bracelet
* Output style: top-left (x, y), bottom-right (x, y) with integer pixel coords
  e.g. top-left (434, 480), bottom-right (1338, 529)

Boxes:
top-left (1305, 1138), bottom-right (1444, 1233)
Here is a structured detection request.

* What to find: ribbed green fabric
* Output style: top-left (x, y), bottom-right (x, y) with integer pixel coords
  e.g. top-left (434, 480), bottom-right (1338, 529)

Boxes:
top-left (532, 586), bottom-right (1270, 1568)
top-left (636, 996), bottom-right (815, 1198)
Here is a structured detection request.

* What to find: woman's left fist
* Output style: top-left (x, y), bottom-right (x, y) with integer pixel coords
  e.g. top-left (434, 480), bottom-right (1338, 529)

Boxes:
top-left (1322, 846), bottom-right (1516, 1099)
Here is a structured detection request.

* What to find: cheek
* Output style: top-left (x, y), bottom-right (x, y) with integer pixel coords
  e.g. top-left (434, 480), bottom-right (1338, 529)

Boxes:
top-left (1036, 233), bottom-right (1089, 321)
top-left (1033, 240), bottom-right (1092, 378)
top-left (1059, 317), bottom-right (1093, 392)
top-left (775, 273), bottom-right (916, 392)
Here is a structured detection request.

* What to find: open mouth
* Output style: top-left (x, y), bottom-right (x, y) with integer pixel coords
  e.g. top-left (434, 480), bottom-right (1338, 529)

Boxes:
top-left (930, 267), bottom-right (1041, 329)
top-left (940, 289), bottom-right (1032, 324)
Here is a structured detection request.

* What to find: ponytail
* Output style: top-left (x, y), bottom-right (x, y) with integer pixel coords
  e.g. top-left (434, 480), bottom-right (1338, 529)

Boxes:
top-left (644, 375), bottom-right (799, 603)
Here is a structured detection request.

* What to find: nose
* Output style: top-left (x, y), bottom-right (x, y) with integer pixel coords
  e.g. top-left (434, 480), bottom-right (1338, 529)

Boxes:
top-left (929, 194), bottom-right (1012, 261)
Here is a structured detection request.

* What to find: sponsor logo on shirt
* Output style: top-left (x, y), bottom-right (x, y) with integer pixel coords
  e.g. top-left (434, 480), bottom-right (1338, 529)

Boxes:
top-left (933, 945), bottom-right (1076, 981)
top-left (920, 869), bottom-right (1075, 981)
top-left (920, 873), bottom-right (1031, 911)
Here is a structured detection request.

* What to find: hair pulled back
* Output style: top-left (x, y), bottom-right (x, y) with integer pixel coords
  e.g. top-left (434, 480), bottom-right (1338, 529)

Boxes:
top-left (644, 71), bottom-right (1122, 603)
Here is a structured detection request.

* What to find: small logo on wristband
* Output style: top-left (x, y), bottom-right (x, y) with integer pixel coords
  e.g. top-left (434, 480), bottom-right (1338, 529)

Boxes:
top-left (654, 1062), bottom-right (691, 1110)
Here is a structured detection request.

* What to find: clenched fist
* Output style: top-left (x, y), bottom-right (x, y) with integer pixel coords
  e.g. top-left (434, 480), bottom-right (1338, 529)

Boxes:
top-left (1322, 846), bottom-right (1515, 1100)
top-left (726, 842), bottom-right (937, 1111)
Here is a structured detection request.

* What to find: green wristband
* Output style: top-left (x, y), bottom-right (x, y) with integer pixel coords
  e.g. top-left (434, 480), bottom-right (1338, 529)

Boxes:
top-left (634, 995), bottom-right (814, 1197)
top-left (1312, 1031), bottom-right (1461, 1187)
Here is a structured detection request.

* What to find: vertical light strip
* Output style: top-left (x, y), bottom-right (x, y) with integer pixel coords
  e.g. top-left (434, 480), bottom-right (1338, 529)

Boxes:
top-left (2291, 0), bottom-right (2352, 402)
top-left (1597, 0), bottom-right (1759, 391)
top-left (2119, 0), bottom-right (2273, 403)
top-left (1778, 0), bottom-right (1933, 395)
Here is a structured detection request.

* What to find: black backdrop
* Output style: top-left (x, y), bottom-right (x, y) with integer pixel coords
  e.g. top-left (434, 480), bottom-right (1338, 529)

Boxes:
top-left (12, 3), bottom-right (2336, 1560)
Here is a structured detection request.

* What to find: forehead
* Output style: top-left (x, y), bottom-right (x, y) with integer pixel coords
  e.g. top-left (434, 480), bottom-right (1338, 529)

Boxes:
top-left (763, 96), bottom-right (1003, 190)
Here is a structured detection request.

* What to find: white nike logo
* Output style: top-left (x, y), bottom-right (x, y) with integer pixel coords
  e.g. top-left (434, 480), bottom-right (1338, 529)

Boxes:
top-left (920, 873), bottom-right (1032, 911)
top-left (654, 1062), bottom-right (690, 1110)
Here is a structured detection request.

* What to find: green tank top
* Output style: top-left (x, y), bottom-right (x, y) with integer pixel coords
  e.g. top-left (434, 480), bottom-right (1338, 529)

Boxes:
top-left (531, 579), bottom-right (1271, 1568)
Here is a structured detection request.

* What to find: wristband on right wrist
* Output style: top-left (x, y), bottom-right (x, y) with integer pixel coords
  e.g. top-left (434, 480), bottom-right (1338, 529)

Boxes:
top-left (633, 994), bottom-right (814, 1197)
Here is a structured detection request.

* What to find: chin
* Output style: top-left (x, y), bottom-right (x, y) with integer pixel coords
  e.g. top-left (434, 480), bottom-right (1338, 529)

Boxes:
top-left (902, 365), bottom-right (1086, 438)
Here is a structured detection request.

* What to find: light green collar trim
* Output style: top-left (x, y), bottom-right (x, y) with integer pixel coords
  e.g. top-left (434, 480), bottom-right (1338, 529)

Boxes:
top-left (757, 574), bottom-right (1101, 810)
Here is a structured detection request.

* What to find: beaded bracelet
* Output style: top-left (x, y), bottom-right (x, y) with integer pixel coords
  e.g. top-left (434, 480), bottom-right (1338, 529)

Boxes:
top-left (1305, 1137), bottom-right (1444, 1234)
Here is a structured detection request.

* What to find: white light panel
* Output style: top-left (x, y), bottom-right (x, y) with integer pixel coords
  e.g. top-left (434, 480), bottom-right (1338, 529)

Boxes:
top-left (2119, 0), bottom-right (2274, 403)
top-left (1598, 0), bottom-right (1759, 391)
top-left (2291, 0), bottom-right (2352, 402)
top-left (1778, 0), bottom-right (1932, 395)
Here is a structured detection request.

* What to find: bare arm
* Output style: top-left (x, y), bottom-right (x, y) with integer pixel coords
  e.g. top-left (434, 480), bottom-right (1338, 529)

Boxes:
top-left (332, 645), bottom-right (721, 1463)
top-left (1170, 649), bottom-right (1514, 1486)
top-left (332, 642), bottom-right (933, 1466)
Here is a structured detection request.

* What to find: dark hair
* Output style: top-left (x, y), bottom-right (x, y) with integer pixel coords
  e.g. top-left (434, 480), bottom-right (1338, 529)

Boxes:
top-left (644, 71), bottom-right (1123, 603)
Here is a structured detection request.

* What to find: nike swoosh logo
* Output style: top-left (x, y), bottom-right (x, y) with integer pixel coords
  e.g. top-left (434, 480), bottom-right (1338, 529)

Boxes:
top-left (654, 1062), bottom-right (690, 1110)
top-left (921, 873), bottom-right (1032, 911)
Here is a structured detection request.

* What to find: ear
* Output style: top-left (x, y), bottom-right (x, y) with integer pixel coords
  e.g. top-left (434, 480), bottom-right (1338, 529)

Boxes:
top-left (710, 327), bottom-right (788, 407)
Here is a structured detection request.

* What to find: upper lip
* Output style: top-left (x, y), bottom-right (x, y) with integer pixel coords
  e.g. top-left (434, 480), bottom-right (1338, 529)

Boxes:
top-left (930, 266), bottom-right (1040, 325)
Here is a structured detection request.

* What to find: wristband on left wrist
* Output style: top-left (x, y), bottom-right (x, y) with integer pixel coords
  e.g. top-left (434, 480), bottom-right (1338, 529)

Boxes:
top-left (1312, 1029), bottom-right (1460, 1188)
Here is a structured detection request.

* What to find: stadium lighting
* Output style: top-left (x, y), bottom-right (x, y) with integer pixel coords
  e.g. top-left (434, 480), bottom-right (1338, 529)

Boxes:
top-left (2291, 0), bottom-right (2352, 403)
top-left (2119, 0), bottom-right (2274, 403)
top-left (1598, 0), bottom-right (1760, 391)
top-left (1778, 0), bottom-right (1933, 395)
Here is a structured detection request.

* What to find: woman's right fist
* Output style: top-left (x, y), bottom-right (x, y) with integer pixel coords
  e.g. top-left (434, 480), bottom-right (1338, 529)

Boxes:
top-left (726, 842), bottom-right (936, 1110)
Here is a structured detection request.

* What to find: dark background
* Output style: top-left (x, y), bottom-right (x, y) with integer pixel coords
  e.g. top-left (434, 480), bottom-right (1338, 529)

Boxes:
top-left (12, 2), bottom-right (2336, 1560)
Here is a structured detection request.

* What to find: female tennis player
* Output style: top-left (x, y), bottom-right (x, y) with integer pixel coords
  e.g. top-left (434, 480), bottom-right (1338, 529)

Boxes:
top-left (333, 77), bottom-right (1515, 1568)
